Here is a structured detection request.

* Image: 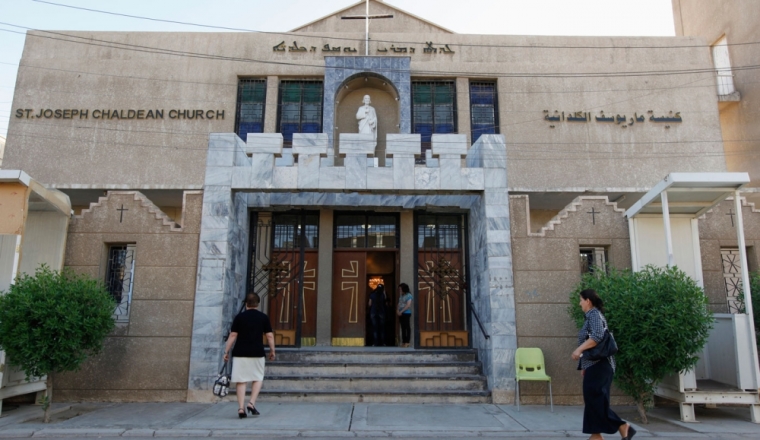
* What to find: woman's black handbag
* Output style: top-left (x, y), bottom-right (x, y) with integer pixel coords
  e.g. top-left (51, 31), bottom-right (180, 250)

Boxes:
top-left (212, 361), bottom-right (231, 397)
top-left (584, 329), bottom-right (618, 361)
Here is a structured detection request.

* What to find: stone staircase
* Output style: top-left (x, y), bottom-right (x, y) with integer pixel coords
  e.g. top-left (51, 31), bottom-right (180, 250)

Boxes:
top-left (256, 348), bottom-right (490, 403)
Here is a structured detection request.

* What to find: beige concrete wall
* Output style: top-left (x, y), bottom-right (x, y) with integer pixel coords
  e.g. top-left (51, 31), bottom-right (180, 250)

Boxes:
top-left (673, 0), bottom-right (760, 187)
top-left (4, 31), bottom-right (724, 191)
top-left (697, 198), bottom-right (760, 313)
top-left (510, 195), bottom-right (631, 404)
top-left (54, 190), bottom-right (202, 402)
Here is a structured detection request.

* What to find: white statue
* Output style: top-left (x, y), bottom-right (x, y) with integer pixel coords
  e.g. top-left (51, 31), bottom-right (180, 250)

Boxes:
top-left (356, 94), bottom-right (378, 145)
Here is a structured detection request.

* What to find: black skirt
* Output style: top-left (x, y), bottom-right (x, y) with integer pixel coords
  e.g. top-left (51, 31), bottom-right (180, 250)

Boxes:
top-left (583, 360), bottom-right (626, 434)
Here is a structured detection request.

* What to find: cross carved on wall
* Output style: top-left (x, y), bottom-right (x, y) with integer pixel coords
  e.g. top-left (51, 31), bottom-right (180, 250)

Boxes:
top-left (726, 208), bottom-right (736, 227)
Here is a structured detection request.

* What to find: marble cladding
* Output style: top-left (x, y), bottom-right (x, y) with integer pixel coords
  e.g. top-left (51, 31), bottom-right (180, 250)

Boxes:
top-left (189, 131), bottom-right (516, 397)
top-left (432, 134), bottom-right (468, 157)
top-left (234, 133), bottom-right (485, 192)
top-left (323, 57), bottom-right (411, 150)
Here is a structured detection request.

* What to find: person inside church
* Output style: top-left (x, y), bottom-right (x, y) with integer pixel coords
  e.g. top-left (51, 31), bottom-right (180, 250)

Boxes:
top-left (223, 292), bottom-right (276, 418)
top-left (396, 283), bottom-right (413, 347)
top-left (368, 284), bottom-right (387, 346)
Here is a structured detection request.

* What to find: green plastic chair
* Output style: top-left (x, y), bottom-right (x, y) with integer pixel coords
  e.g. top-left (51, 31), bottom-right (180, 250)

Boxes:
top-left (515, 347), bottom-right (553, 412)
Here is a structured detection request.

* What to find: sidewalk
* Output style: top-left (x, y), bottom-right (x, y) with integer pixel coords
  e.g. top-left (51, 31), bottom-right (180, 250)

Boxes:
top-left (1, 401), bottom-right (759, 438)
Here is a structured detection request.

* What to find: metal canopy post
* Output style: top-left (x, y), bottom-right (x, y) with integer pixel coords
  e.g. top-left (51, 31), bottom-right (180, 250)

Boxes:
top-left (734, 192), bottom-right (760, 395)
top-left (661, 191), bottom-right (675, 267)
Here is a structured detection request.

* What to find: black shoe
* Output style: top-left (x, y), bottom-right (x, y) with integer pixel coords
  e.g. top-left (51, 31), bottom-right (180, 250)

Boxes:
top-left (624, 424), bottom-right (636, 440)
top-left (247, 403), bottom-right (260, 416)
top-left (238, 408), bottom-right (247, 419)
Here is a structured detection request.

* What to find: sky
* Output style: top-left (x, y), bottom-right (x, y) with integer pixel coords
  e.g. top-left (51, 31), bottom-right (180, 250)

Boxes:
top-left (0, 0), bottom-right (677, 138)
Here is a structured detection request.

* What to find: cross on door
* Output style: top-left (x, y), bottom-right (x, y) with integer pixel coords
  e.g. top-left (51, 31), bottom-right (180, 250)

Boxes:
top-left (341, 0), bottom-right (394, 55)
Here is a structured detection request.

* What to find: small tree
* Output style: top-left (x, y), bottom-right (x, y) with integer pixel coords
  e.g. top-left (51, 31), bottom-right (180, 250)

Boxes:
top-left (0, 266), bottom-right (115, 423)
top-left (569, 265), bottom-right (713, 423)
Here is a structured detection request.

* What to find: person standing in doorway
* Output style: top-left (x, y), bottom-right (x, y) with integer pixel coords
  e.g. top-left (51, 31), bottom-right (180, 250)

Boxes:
top-left (224, 292), bottom-right (275, 419)
top-left (397, 283), bottom-right (413, 348)
top-left (368, 284), bottom-right (387, 346)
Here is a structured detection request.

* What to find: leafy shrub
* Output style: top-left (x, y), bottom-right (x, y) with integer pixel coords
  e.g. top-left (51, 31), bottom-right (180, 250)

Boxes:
top-left (569, 265), bottom-right (713, 422)
top-left (0, 266), bottom-right (115, 422)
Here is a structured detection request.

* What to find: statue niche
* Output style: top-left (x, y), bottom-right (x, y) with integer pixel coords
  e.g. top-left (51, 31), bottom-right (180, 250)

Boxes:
top-left (335, 75), bottom-right (399, 166)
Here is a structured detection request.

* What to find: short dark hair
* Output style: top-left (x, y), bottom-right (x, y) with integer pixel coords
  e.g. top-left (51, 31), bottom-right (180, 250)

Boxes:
top-left (245, 292), bottom-right (260, 308)
top-left (398, 283), bottom-right (410, 294)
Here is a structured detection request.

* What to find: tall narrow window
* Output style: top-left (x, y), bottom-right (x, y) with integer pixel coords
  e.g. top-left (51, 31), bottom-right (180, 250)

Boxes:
top-left (412, 81), bottom-right (456, 162)
top-left (277, 80), bottom-right (323, 146)
top-left (579, 247), bottom-right (607, 275)
top-left (712, 36), bottom-right (736, 96)
top-left (235, 79), bottom-right (266, 142)
top-left (105, 244), bottom-right (136, 322)
top-left (469, 81), bottom-right (499, 142)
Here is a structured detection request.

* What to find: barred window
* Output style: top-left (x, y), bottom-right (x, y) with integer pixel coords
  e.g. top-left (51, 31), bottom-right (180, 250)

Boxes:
top-left (412, 81), bottom-right (457, 162)
top-left (470, 81), bottom-right (499, 142)
top-left (105, 244), bottom-right (136, 322)
top-left (335, 213), bottom-right (398, 249)
top-left (235, 79), bottom-right (266, 142)
top-left (277, 80), bottom-right (323, 147)
top-left (272, 213), bottom-right (319, 249)
top-left (417, 214), bottom-right (462, 249)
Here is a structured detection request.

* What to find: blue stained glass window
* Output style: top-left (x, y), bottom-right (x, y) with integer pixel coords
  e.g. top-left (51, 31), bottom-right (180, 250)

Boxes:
top-left (277, 80), bottom-right (324, 146)
top-left (412, 81), bottom-right (457, 163)
top-left (235, 79), bottom-right (266, 142)
top-left (469, 81), bottom-right (499, 142)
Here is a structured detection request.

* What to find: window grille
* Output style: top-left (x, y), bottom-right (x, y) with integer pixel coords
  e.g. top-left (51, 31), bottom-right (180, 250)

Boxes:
top-left (105, 244), bottom-right (136, 322)
top-left (334, 213), bottom-right (398, 249)
top-left (235, 79), bottom-right (266, 142)
top-left (721, 248), bottom-right (743, 314)
top-left (579, 247), bottom-right (607, 274)
top-left (417, 214), bottom-right (462, 249)
top-left (272, 213), bottom-right (319, 249)
top-left (277, 80), bottom-right (324, 147)
top-left (470, 81), bottom-right (499, 142)
top-left (412, 81), bottom-right (457, 163)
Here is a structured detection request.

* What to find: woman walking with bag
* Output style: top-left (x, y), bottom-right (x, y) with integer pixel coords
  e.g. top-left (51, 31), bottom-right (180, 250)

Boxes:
top-left (571, 289), bottom-right (635, 440)
top-left (224, 292), bottom-right (275, 419)
top-left (396, 283), bottom-right (413, 347)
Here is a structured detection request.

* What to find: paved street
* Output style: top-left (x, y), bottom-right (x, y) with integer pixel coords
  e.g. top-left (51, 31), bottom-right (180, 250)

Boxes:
top-left (1, 401), bottom-right (760, 438)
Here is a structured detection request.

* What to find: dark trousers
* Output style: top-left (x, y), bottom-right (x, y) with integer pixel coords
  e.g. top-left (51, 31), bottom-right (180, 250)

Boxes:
top-left (582, 360), bottom-right (626, 434)
top-left (371, 313), bottom-right (385, 346)
top-left (399, 314), bottom-right (411, 344)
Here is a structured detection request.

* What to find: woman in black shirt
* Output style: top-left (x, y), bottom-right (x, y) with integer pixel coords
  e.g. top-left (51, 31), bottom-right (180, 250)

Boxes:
top-left (224, 292), bottom-right (275, 418)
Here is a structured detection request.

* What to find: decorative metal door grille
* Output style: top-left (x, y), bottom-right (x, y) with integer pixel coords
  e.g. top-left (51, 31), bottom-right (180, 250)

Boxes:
top-left (721, 248), bottom-right (743, 313)
top-left (105, 244), bottom-right (136, 322)
top-left (415, 213), bottom-right (469, 347)
top-left (247, 212), bottom-right (318, 346)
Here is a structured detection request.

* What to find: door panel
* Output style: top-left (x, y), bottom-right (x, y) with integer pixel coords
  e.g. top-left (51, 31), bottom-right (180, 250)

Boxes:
top-left (332, 251), bottom-right (367, 346)
top-left (267, 251), bottom-right (318, 346)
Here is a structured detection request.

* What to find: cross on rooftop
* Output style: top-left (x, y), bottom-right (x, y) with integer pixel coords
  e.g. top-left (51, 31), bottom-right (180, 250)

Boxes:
top-left (341, 0), bottom-right (394, 56)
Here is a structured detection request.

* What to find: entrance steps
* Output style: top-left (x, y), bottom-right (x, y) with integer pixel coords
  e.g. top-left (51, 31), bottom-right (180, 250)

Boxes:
top-left (256, 347), bottom-right (491, 403)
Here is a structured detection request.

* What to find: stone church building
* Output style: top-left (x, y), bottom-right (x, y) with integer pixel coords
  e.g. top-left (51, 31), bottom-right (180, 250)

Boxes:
top-left (2, 0), bottom-right (759, 407)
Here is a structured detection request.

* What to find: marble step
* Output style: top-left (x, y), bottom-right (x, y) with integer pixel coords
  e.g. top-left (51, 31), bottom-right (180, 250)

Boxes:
top-left (255, 390), bottom-right (491, 404)
top-left (265, 361), bottom-right (483, 376)
top-left (272, 348), bottom-right (478, 364)
top-left (261, 375), bottom-right (488, 392)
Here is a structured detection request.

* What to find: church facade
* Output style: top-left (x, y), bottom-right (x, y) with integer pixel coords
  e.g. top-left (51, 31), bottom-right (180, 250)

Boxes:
top-left (3, 0), bottom-right (758, 405)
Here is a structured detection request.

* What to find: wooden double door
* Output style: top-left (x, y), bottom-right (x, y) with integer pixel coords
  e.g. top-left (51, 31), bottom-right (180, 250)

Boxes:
top-left (331, 251), bottom-right (397, 346)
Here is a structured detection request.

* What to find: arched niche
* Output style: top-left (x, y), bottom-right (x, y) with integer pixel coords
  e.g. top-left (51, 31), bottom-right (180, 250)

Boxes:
top-left (335, 73), bottom-right (399, 166)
